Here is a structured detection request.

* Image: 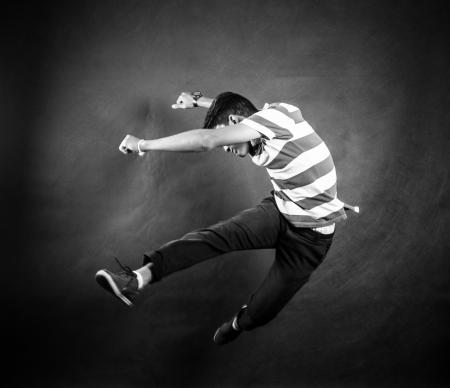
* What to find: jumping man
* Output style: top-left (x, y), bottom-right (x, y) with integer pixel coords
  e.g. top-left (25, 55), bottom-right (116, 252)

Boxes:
top-left (95, 91), bottom-right (358, 345)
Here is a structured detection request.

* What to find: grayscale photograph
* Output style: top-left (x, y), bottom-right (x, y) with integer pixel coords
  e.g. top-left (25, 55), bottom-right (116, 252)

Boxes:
top-left (3, 0), bottom-right (448, 387)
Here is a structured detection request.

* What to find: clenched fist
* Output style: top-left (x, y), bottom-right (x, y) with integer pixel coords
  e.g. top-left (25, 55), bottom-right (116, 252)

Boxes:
top-left (118, 134), bottom-right (145, 156)
top-left (171, 92), bottom-right (197, 109)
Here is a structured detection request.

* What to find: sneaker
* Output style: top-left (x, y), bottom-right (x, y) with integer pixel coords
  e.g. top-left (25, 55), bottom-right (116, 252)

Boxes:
top-left (95, 258), bottom-right (139, 306)
top-left (213, 316), bottom-right (242, 345)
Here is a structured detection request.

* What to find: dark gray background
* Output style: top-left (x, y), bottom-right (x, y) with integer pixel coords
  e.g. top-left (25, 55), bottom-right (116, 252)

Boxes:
top-left (3, 0), bottom-right (449, 387)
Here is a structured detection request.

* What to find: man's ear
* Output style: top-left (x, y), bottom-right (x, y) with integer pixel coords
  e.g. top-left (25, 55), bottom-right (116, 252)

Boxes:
top-left (228, 114), bottom-right (244, 125)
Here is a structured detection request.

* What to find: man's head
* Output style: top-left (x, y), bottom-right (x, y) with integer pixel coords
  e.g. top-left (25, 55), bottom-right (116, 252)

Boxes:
top-left (203, 92), bottom-right (258, 129)
top-left (203, 92), bottom-right (258, 157)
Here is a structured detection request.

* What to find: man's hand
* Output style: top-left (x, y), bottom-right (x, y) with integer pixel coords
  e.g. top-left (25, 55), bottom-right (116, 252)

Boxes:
top-left (119, 134), bottom-right (145, 156)
top-left (171, 92), bottom-right (196, 109)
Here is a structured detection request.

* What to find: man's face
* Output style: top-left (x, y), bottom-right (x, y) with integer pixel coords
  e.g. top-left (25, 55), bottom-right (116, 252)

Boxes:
top-left (215, 115), bottom-right (249, 158)
top-left (222, 141), bottom-right (250, 157)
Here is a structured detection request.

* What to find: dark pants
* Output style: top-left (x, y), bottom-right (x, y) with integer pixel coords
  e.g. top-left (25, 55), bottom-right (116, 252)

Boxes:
top-left (143, 196), bottom-right (333, 331)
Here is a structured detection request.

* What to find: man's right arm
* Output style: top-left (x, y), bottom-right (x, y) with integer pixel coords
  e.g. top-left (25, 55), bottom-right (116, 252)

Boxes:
top-left (119, 123), bottom-right (261, 155)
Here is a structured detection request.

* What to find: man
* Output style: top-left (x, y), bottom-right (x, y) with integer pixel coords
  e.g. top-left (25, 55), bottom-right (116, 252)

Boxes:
top-left (95, 91), bottom-right (358, 345)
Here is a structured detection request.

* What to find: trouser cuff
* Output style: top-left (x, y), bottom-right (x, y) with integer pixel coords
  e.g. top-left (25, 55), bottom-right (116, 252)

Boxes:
top-left (142, 251), bottom-right (163, 282)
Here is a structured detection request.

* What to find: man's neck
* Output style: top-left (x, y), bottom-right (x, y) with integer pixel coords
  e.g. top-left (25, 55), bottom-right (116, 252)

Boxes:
top-left (249, 139), bottom-right (263, 157)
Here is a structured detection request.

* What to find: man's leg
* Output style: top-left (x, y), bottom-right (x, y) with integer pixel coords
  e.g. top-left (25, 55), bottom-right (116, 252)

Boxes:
top-left (96, 197), bottom-right (282, 305)
top-left (218, 226), bottom-right (334, 342)
top-left (142, 197), bottom-right (282, 282)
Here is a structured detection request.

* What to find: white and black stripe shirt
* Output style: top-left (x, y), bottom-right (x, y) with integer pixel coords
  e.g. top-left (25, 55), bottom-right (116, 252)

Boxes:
top-left (242, 102), bottom-right (349, 230)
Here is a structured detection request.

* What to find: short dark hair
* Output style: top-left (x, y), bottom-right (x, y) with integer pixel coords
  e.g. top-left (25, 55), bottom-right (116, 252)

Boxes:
top-left (203, 92), bottom-right (258, 129)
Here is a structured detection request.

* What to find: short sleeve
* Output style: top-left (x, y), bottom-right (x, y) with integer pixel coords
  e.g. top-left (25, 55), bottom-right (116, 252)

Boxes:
top-left (241, 103), bottom-right (298, 140)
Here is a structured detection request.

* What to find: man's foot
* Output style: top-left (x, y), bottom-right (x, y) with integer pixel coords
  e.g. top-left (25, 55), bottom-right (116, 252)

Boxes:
top-left (213, 316), bottom-right (242, 345)
top-left (95, 258), bottom-right (139, 306)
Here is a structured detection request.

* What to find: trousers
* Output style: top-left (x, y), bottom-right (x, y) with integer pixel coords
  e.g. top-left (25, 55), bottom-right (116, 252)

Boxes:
top-left (143, 196), bottom-right (334, 330)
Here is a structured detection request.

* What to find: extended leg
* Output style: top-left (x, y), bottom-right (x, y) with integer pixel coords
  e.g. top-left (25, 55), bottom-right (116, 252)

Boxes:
top-left (96, 197), bottom-right (282, 306)
top-left (143, 196), bottom-right (282, 282)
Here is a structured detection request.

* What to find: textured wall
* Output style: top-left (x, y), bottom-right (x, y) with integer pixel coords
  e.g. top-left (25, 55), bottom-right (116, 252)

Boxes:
top-left (4, 0), bottom-right (449, 387)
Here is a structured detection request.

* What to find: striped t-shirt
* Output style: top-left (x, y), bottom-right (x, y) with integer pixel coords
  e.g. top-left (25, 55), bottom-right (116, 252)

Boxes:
top-left (241, 102), bottom-right (347, 229)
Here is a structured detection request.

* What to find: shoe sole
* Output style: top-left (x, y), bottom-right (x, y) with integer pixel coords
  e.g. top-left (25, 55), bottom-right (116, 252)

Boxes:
top-left (213, 324), bottom-right (237, 345)
top-left (95, 270), bottom-right (133, 307)
top-left (213, 327), bottom-right (221, 344)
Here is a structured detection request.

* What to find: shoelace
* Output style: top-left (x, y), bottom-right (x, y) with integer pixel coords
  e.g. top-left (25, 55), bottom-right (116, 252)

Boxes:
top-left (114, 257), bottom-right (134, 275)
top-left (114, 257), bottom-right (138, 294)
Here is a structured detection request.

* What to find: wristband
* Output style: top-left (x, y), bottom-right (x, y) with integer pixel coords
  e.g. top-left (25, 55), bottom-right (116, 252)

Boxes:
top-left (192, 91), bottom-right (203, 107)
top-left (137, 139), bottom-right (145, 156)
